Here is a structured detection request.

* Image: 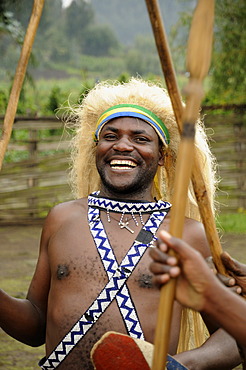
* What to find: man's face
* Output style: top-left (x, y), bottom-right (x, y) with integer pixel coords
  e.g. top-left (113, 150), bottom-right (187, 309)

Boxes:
top-left (96, 117), bottom-right (164, 199)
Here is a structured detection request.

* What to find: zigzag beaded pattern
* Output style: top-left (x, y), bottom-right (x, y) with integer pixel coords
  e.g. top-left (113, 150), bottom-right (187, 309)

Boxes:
top-left (40, 208), bottom-right (167, 369)
top-left (88, 193), bottom-right (171, 214)
top-left (89, 206), bottom-right (145, 339)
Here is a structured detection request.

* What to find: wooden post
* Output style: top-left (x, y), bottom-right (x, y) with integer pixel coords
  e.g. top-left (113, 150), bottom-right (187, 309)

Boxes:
top-left (145, 0), bottom-right (183, 129)
top-left (0, 0), bottom-right (45, 170)
top-left (145, 0), bottom-right (226, 274)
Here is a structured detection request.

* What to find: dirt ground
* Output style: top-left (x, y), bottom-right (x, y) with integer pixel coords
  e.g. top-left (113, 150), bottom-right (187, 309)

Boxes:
top-left (0, 225), bottom-right (245, 369)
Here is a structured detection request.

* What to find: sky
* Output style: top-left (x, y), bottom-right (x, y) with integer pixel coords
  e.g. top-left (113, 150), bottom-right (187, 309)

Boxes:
top-left (62, 0), bottom-right (74, 8)
top-left (62, 0), bottom-right (91, 7)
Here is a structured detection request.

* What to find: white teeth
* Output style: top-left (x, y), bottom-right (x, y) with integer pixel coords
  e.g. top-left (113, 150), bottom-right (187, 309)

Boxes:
top-left (110, 159), bottom-right (137, 168)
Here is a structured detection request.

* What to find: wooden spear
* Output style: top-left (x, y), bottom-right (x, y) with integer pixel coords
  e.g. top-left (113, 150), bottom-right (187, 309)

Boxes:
top-left (0, 0), bottom-right (45, 170)
top-left (145, 0), bottom-right (226, 275)
top-left (151, 1), bottom-right (215, 369)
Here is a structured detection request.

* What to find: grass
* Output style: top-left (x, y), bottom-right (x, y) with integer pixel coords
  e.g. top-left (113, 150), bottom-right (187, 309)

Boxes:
top-left (0, 71), bottom-right (193, 117)
top-left (0, 340), bottom-right (45, 370)
top-left (216, 212), bottom-right (246, 234)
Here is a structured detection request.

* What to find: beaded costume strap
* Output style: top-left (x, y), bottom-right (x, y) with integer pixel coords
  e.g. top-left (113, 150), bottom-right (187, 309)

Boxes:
top-left (88, 192), bottom-right (171, 214)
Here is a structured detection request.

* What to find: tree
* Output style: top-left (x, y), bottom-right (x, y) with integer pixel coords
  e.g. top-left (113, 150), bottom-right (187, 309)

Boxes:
top-left (211, 0), bottom-right (246, 102)
top-left (170, 0), bottom-right (246, 104)
top-left (34, 1), bottom-right (69, 64)
top-left (65, 0), bottom-right (94, 48)
top-left (125, 36), bottom-right (161, 76)
top-left (0, 0), bottom-right (24, 46)
top-left (83, 24), bottom-right (119, 56)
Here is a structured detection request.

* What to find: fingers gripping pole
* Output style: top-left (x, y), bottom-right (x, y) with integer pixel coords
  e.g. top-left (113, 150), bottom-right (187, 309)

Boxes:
top-left (0, 0), bottom-right (45, 170)
top-left (151, 1), bottom-right (215, 369)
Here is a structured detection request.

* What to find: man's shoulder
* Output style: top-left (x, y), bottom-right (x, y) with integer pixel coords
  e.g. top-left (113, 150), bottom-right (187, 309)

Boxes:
top-left (40, 198), bottom-right (90, 246)
top-left (183, 216), bottom-right (202, 229)
top-left (183, 217), bottom-right (210, 257)
top-left (50, 197), bottom-right (87, 213)
top-left (44, 198), bottom-right (88, 225)
top-left (163, 212), bottom-right (204, 232)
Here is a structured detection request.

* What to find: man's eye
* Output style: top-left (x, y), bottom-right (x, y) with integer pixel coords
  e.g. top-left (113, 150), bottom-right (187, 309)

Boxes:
top-left (135, 136), bottom-right (149, 143)
top-left (104, 134), bottom-right (117, 140)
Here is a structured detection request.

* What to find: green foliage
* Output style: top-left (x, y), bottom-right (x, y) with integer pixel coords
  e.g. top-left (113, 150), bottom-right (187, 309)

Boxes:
top-left (0, 6), bottom-right (23, 44)
top-left (170, 0), bottom-right (246, 105)
top-left (77, 80), bottom-right (95, 104)
top-left (118, 73), bottom-right (130, 84)
top-left (210, 0), bottom-right (246, 104)
top-left (217, 212), bottom-right (246, 234)
top-left (125, 36), bottom-right (161, 76)
top-left (0, 0), bottom-right (121, 79)
top-left (46, 86), bottom-right (62, 113)
top-left (76, 54), bottom-right (126, 78)
top-left (4, 150), bottom-right (29, 163)
top-left (0, 10), bottom-right (24, 73)
top-left (83, 24), bottom-right (120, 57)
top-left (64, 0), bottom-right (94, 43)
top-left (8, 76), bottom-right (39, 116)
top-left (11, 128), bottom-right (29, 141)
top-left (0, 89), bottom-right (7, 113)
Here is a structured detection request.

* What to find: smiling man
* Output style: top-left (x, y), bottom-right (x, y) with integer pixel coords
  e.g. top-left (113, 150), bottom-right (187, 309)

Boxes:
top-left (0, 78), bottom-right (241, 369)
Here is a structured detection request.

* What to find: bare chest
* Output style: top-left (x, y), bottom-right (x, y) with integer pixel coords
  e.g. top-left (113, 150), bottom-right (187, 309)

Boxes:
top-left (45, 213), bottom-right (179, 369)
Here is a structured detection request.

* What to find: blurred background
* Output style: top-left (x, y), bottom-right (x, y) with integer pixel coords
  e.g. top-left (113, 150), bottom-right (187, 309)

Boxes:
top-left (0, 0), bottom-right (245, 368)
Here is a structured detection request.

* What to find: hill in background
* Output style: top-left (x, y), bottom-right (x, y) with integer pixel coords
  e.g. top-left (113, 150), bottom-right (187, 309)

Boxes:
top-left (91, 0), bottom-right (195, 45)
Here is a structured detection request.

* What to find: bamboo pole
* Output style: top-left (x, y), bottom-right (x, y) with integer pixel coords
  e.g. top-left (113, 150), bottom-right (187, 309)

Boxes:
top-left (0, 0), bottom-right (45, 170)
top-left (145, 0), bottom-right (226, 275)
top-left (151, 1), bottom-right (215, 369)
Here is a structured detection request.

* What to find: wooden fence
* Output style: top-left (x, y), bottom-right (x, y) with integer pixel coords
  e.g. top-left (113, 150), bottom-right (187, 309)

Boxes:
top-left (204, 113), bottom-right (245, 213)
top-left (0, 117), bottom-right (72, 225)
top-left (0, 113), bottom-right (245, 225)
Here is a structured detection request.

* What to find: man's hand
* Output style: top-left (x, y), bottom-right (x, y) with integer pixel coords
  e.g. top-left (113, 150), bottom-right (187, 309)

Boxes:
top-left (221, 252), bottom-right (246, 295)
top-left (149, 230), bottom-right (218, 312)
top-left (206, 256), bottom-right (242, 295)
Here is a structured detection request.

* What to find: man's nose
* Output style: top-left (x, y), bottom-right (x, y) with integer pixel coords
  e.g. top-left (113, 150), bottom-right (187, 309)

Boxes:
top-left (113, 137), bottom-right (133, 151)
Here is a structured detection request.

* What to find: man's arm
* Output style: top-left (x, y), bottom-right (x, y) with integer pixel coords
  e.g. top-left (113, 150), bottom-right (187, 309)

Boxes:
top-left (0, 289), bottom-right (46, 347)
top-left (174, 330), bottom-right (241, 370)
top-left (149, 230), bottom-right (246, 346)
top-left (0, 211), bottom-right (54, 347)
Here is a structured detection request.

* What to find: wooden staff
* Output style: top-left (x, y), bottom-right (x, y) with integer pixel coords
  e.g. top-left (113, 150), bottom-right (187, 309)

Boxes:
top-left (151, 1), bottom-right (215, 369)
top-left (0, 0), bottom-right (45, 170)
top-left (145, 0), bottom-right (226, 275)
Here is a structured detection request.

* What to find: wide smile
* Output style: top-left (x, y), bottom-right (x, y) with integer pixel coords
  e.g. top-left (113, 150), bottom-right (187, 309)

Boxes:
top-left (109, 159), bottom-right (137, 170)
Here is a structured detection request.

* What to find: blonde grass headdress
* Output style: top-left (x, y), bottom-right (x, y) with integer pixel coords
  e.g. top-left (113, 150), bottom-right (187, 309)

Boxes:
top-left (69, 77), bottom-right (217, 221)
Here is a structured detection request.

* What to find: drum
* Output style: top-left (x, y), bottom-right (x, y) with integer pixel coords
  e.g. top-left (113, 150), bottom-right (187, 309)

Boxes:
top-left (91, 331), bottom-right (187, 369)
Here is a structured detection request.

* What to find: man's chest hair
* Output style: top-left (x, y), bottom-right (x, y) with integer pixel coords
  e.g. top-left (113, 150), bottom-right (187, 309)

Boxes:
top-left (54, 252), bottom-right (155, 291)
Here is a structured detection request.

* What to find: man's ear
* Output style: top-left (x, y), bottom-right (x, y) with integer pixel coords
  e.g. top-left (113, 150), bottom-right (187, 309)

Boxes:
top-left (158, 146), bottom-right (165, 166)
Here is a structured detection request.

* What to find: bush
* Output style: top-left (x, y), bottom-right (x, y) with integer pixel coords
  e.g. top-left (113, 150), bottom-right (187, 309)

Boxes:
top-left (0, 89), bottom-right (7, 114)
top-left (46, 86), bottom-right (62, 113)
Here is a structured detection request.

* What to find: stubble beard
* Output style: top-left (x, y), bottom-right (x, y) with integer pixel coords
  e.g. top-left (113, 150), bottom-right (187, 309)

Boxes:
top-left (97, 165), bottom-right (158, 199)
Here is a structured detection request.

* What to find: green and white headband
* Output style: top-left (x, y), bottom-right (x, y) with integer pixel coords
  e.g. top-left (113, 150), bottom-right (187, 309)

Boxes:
top-left (94, 104), bottom-right (170, 146)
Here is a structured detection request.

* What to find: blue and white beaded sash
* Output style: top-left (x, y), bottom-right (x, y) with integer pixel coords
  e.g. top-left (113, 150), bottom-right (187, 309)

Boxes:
top-left (89, 206), bottom-right (170, 341)
top-left (40, 203), bottom-right (169, 369)
top-left (88, 206), bottom-right (145, 339)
